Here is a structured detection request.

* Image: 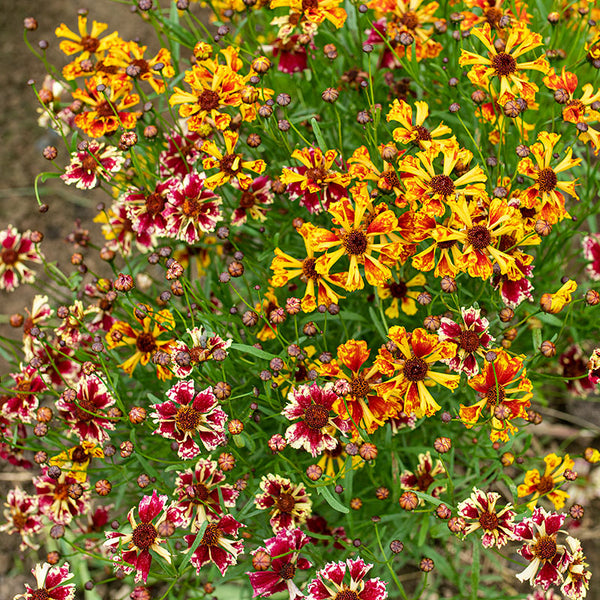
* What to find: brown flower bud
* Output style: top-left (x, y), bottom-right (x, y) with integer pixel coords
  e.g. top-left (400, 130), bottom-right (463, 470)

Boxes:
top-left (390, 540), bottom-right (404, 553)
top-left (375, 486), bottom-right (389, 500)
top-left (399, 491), bottom-right (419, 511)
top-left (585, 290), bottom-right (600, 306)
top-left (534, 220), bottom-right (552, 236)
top-left (322, 88), bottom-right (339, 103)
top-left (350, 497), bottom-right (363, 510)
top-left (436, 504), bottom-right (452, 519)
top-left (440, 276), bottom-right (457, 293)
top-left (228, 419), bottom-right (244, 435)
top-left (540, 340), bottom-right (556, 357)
top-left (129, 407), bottom-right (147, 424)
top-left (424, 315), bottom-right (441, 331)
top-left (448, 516), bottom-right (466, 533)
top-left (214, 382), bottom-right (232, 400)
top-left (114, 273), bottom-right (134, 292)
top-left (434, 436), bottom-right (452, 453)
top-left (499, 307), bottom-right (514, 322)
top-left (419, 557), bottom-right (435, 572)
top-left (252, 549), bottom-right (271, 571)
top-left (306, 464), bottom-right (323, 481)
top-left (95, 479), bottom-right (112, 496)
top-left (570, 504), bottom-right (584, 519)
top-left (242, 310), bottom-right (259, 327)
top-left (120, 441), bottom-right (134, 458)
top-left (359, 442), bottom-right (378, 461)
top-left (218, 452), bottom-right (236, 471)
top-left (247, 133), bottom-right (262, 148)
top-left (503, 100), bottom-right (520, 118)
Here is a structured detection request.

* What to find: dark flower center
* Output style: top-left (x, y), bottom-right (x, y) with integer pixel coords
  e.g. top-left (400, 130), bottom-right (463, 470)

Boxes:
top-left (81, 153), bottom-right (100, 173)
top-left (350, 375), bottom-right (370, 398)
top-left (220, 153), bottom-right (242, 175)
top-left (334, 590), bottom-right (360, 600)
top-left (182, 197), bottom-right (204, 218)
top-left (302, 257), bottom-right (319, 281)
top-left (389, 280), bottom-right (408, 299)
top-left (403, 357), bottom-right (428, 382)
top-left (175, 405), bottom-right (202, 432)
top-left (278, 562), bottom-right (296, 580)
top-left (478, 511), bottom-right (499, 530)
top-left (136, 332), bottom-right (157, 353)
top-left (1, 248), bottom-right (19, 266)
top-left (383, 170), bottom-right (400, 189)
top-left (416, 472), bottom-right (434, 491)
top-left (492, 52), bottom-right (517, 76)
top-left (276, 493), bottom-right (296, 513)
top-left (145, 192), bottom-right (165, 215)
top-left (401, 11), bottom-right (420, 29)
top-left (132, 522), bottom-right (158, 550)
top-left (71, 446), bottom-right (89, 463)
top-left (239, 190), bottom-right (256, 209)
top-left (131, 58), bottom-right (150, 75)
top-left (193, 483), bottom-right (210, 502)
top-left (438, 239), bottom-right (457, 250)
top-left (302, 0), bottom-right (319, 10)
top-left (12, 512), bottom-right (28, 530)
top-left (485, 385), bottom-right (505, 408)
top-left (80, 35), bottom-right (100, 53)
top-left (414, 126), bottom-right (432, 141)
top-left (304, 404), bottom-right (330, 430)
top-left (485, 7), bottom-right (503, 26)
top-left (305, 166), bottom-right (327, 184)
top-left (535, 475), bottom-right (555, 494)
top-left (532, 535), bottom-right (557, 560)
top-left (343, 229), bottom-right (368, 255)
top-left (95, 100), bottom-right (119, 119)
top-left (30, 590), bottom-right (51, 600)
top-left (459, 330), bottom-right (480, 352)
top-left (53, 482), bottom-right (69, 501)
top-left (74, 398), bottom-right (97, 422)
top-left (429, 174), bottom-right (455, 197)
top-left (199, 90), bottom-right (221, 111)
top-left (467, 225), bottom-right (492, 250)
top-left (201, 522), bottom-right (221, 546)
top-left (537, 167), bottom-right (558, 193)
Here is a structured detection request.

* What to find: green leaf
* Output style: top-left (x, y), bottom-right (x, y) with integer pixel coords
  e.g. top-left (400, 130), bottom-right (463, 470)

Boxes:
top-left (311, 117), bottom-right (327, 149)
top-left (230, 343), bottom-right (279, 361)
top-left (316, 484), bottom-right (349, 513)
top-left (368, 306), bottom-right (387, 341)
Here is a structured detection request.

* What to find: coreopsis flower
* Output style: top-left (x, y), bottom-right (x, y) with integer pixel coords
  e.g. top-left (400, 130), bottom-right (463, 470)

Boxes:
top-left (376, 326), bottom-right (460, 418)
top-left (306, 557), bottom-right (388, 600)
top-left (282, 383), bottom-right (351, 457)
top-left (438, 306), bottom-right (495, 377)
top-left (120, 178), bottom-right (176, 237)
top-left (0, 487), bottom-right (43, 551)
top-left (104, 491), bottom-right (181, 583)
top-left (401, 451), bottom-right (445, 501)
top-left (72, 75), bottom-right (141, 138)
top-left (48, 441), bottom-right (104, 483)
top-left (255, 474), bottom-right (312, 532)
top-left (34, 467), bottom-right (91, 525)
top-left (231, 175), bottom-right (273, 226)
top-left (518, 453), bottom-right (575, 510)
top-left (55, 375), bottom-right (116, 443)
top-left (159, 129), bottom-right (203, 178)
top-left (527, 590), bottom-right (562, 600)
top-left (517, 132), bottom-right (581, 224)
top-left (270, 222), bottom-right (346, 312)
top-left (14, 562), bottom-right (76, 600)
top-left (201, 130), bottom-right (266, 190)
top-left (491, 254), bottom-right (535, 308)
top-left (0, 225), bottom-right (43, 292)
top-left (172, 327), bottom-right (232, 378)
top-left (106, 306), bottom-right (176, 380)
top-left (270, 0), bottom-right (346, 42)
top-left (386, 98), bottom-right (453, 149)
top-left (280, 146), bottom-right (351, 214)
top-left (560, 344), bottom-right (598, 396)
top-left (310, 182), bottom-right (401, 291)
top-left (460, 0), bottom-right (530, 31)
top-left (459, 22), bottom-right (549, 104)
top-left (317, 339), bottom-right (397, 437)
top-left (561, 536), bottom-right (592, 600)
top-left (61, 141), bottom-right (124, 189)
top-left (163, 172), bottom-right (223, 243)
top-left (94, 202), bottom-right (154, 256)
top-left (248, 528), bottom-right (312, 599)
top-left (514, 507), bottom-right (573, 590)
top-left (55, 15), bottom-right (120, 62)
top-left (461, 349), bottom-right (532, 442)
top-left (540, 279), bottom-right (578, 314)
top-left (400, 142), bottom-right (487, 217)
top-left (151, 381), bottom-right (228, 459)
top-left (582, 233), bottom-right (600, 280)
top-left (377, 273), bottom-right (426, 318)
top-left (317, 439), bottom-right (363, 478)
top-left (2, 365), bottom-right (45, 423)
top-left (174, 458), bottom-right (239, 529)
top-left (184, 514), bottom-right (244, 576)
top-left (457, 488), bottom-right (516, 548)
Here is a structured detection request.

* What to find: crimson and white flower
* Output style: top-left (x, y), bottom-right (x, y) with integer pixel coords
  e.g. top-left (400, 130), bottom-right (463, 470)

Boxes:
top-left (582, 233), bottom-right (600, 280)
top-left (0, 225), bottom-right (43, 292)
top-left (492, 259), bottom-right (535, 308)
top-left (400, 452), bottom-right (446, 502)
top-left (150, 381), bottom-right (228, 459)
top-left (1, 487), bottom-right (43, 551)
top-left (14, 562), bottom-right (76, 600)
top-left (104, 490), bottom-right (184, 584)
top-left (184, 514), bottom-right (244, 576)
top-left (95, 201), bottom-right (155, 256)
top-left (306, 557), bottom-right (388, 600)
top-left (159, 129), bottom-right (203, 178)
top-left (457, 488), bottom-right (516, 548)
top-left (255, 474), bottom-right (312, 533)
top-left (231, 175), bottom-right (273, 226)
top-left (438, 306), bottom-right (494, 377)
top-left (34, 468), bottom-right (91, 525)
top-left (21, 294), bottom-right (53, 357)
top-left (55, 375), bottom-right (116, 443)
top-left (526, 590), bottom-right (562, 600)
top-left (174, 457), bottom-right (239, 529)
top-left (172, 327), bottom-right (232, 378)
top-left (121, 178), bottom-right (176, 237)
top-left (248, 528), bottom-right (312, 599)
top-left (514, 507), bottom-right (573, 590)
top-left (2, 365), bottom-right (45, 423)
top-left (61, 141), bottom-right (124, 189)
top-left (164, 172), bottom-right (223, 243)
top-left (560, 536), bottom-right (591, 600)
top-left (282, 383), bottom-right (350, 457)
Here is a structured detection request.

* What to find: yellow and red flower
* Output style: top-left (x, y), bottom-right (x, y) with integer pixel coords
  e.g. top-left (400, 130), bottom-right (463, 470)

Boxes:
top-left (377, 272), bottom-right (426, 318)
top-left (518, 453), bottom-right (575, 510)
top-left (270, 0), bottom-right (347, 41)
top-left (55, 15), bottom-right (121, 62)
top-left (540, 279), bottom-right (578, 314)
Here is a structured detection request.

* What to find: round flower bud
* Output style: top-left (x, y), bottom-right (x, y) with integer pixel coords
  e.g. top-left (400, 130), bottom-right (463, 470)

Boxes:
top-left (540, 340), bottom-right (556, 357)
top-left (440, 276), bottom-right (457, 293)
top-left (419, 558), bottom-right (435, 572)
top-left (434, 436), bottom-right (452, 453)
top-left (499, 307), bottom-right (514, 322)
top-left (447, 516), bottom-right (466, 533)
top-left (501, 452), bottom-right (514, 466)
top-left (359, 443), bottom-right (378, 461)
top-left (390, 540), bottom-right (404, 553)
top-left (252, 550), bottom-right (271, 571)
top-left (228, 419), bottom-right (244, 435)
top-left (585, 290), bottom-right (600, 306)
top-left (306, 464), bottom-right (323, 481)
top-left (375, 486), bottom-right (389, 500)
top-left (436, 504), bottom-right (452, 519)
top-left (322, 88), bottom-right (339, 103)
top-left (399, 491), bottom-right (419, 511)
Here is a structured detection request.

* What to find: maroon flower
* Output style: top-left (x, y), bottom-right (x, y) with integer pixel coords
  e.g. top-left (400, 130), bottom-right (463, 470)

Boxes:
top-left (559, 345), bottom-right (597, 397)
top-left (231, 175), bottom-right (273, 226)
top-left (491, 258), bottom-right (534, 308)
top-left (0, 487), bottom-right (43, 550)
top-left (248, 528), bottom-right (312, 599)
top-left (151, 380), bottom-right (228, 459)
top-left (306, 557), bottom-right (388, 600)
top-left (582, 233), bottom-right (600, 281)
top-left (0, 225), bottom-right (43, 292)
top-left (184, 514), bottom-right (244, 576)
top-left (400, 451), bottom-right (446, 502)
top-left (282, 383), bottom-right (350, 457)
top-left (56, 375), bottom-right (116, 443)
top-left (61, 141), bottom-right (124, 189)
top-left (121, 178), bottom-right (177, 237)
top-left (14, 562), bottom-right (76, 600)
top-left (2, 365), bottom-right (45, 423)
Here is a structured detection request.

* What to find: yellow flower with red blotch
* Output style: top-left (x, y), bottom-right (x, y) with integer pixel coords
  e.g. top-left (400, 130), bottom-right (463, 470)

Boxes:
top-left (518, 453), bottom-right (575, 510)
top-left (310, 182), bottom-right (401, 291)
top-left (517, 132), bottom-right (581, 224)
top-left (459, 22), bottom-right (549, 105)
top-left (460, 349), bottom-right (532, 442)
top-left (459, 0), bottom-right (530, 31)
top-left (540, 279), bottom-right (578, 314)
top-left (55, 15), bottom-right (121, 62)
top-left (49, 442), bottom-right (104, 483)
top-left (376, 326), bottom-right (459, 418)
top-left (106, 306), bottom-right (175, 380)
top-left (377, 273), bottom-right (426, 318)
top-left (200, 130), bottom-right (266, 191)
top-left (72, 75), bottom-right (141, 138)
top-left (270, 222), bottom-right (346, 313)
top-left (270, 0), bottom-right (347, 42)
